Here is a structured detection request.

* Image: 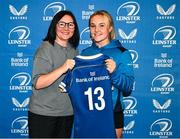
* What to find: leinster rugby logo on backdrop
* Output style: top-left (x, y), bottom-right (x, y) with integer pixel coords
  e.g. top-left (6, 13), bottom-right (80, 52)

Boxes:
top-left (9, 72), bottom-right (32, 93)
top-left (80, 27), bottom-right (91, 44)
top-left (149, 118), bottom-right (172, 138)
top-left (151, 73), bottom-right (174, 94)
top-left (11, 116), bottom-right (28, 136)
top-left (118, 28), bottom-right (137, 43)
top-left (116, 1), bottom-right (140, 23)
top-left (9, 5), bottom-right (28, 20)
top-left (79, 27), bottom-right (92, 51)
top-left (152, 26), bottom-right (176, 48)
top-left (156, 4), bottom-right (175, 20)
top-left (129, 50), bottom-right (139, 69)
top-left (43, 2), bottom-right (66, 21)
top-left (8, 26), bottom-right (31, 47)
top-left (123, 96), bottom-right (137, 116)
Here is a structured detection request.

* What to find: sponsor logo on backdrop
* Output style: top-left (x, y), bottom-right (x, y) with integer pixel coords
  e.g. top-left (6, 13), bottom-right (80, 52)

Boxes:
top-left (156, 4), bottom-right (175, 20)
top-left (151, 73), bottom-right (174, 94)
top-left (43, 2), bottom-right (66, 21)
top-left (149, 118), bottom-right (173, 138)
top-left (118, 28), bottom-right (137, 43)
top-left (152, 99), bottom-right (171, 113)
top-left (9, 72), bottom-right (32, 93)
top-left (11, 116), bottom-right (28, 137)
top-left (129, 50), bottom-right (139, 69)
top-left (123, 96), bottom-right (137, 116)
top-left (123, 120), bottom-right (135, 134)
top-left (9, 5), bottom-right (28, 20)
top-left (79, 27), bottom-right (92, 51)
top-left (11, 116), bottom-right (28, 136)
top-left (12, 97), bottom-right (29, 111)
top-left (152, 26), bottom-right (176, 48)
top-left (82, 4), bottom-right (94, 20)
top-left (154, 53), bottom-right (173, 68)
top-left (116, 1), bottom-right (140, 23)
top-left (11, 52), bottom-right (29, 67)
top-left (8, 26), bottom-right (31, 47)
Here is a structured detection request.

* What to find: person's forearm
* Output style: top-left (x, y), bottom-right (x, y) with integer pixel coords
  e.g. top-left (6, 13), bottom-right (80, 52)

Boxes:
top-left (35, 66), bottom-right (66, 89)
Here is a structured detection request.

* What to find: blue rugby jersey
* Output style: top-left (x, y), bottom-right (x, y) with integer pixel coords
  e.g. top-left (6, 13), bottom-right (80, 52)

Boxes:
top-left (59, 53), bottom-right (116, 138)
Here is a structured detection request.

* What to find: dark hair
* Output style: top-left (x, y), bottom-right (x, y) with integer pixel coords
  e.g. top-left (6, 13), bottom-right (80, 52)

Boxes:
top-left (43, 10), bottom-right (80, 48)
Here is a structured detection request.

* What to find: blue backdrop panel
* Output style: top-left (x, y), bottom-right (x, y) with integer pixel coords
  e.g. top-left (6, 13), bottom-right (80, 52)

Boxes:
top-left (0, 0), bottom-right (179, 138)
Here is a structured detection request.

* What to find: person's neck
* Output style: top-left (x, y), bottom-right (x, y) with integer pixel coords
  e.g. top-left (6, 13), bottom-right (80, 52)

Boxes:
top-left (55, 39), bottom-right (68, 48)
top-left (96, 40), bottom-right (110, 48)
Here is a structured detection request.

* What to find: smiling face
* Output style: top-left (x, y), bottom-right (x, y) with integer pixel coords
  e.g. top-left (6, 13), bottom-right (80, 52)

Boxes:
top-left (55, 15), bottom-right (75, 47)
top-left (89, 15), bottom-right (113, 48)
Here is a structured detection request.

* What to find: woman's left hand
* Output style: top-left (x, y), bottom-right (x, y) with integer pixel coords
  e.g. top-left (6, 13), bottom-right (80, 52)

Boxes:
top-left (105, 59), bottom-right (116, 73)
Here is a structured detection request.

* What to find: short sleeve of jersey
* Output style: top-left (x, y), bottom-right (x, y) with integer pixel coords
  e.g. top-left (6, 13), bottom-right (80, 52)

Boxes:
top-left (59, 70), bottom-right (72, 93)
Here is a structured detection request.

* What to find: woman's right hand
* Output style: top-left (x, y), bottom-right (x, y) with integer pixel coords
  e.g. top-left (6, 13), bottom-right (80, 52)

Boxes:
top-left (62, 59), bottom-right (75, 72)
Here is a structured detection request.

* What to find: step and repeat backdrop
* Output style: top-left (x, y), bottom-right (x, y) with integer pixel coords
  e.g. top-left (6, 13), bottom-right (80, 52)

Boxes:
top-left (0, 0), bottom-right (179, 138)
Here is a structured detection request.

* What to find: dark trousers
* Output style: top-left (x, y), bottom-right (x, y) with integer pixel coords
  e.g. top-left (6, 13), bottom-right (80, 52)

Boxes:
top-left (28, 111), bottom-right (74, 138)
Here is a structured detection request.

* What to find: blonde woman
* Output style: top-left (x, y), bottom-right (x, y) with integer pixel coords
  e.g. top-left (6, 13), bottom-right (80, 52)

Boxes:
top-left (81, 10), bottom-right (134, 138)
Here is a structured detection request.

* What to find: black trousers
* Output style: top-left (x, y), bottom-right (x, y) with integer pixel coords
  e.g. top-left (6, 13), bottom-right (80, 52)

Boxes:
top-left (28, 111), bottom-right (74, 138)
top-left (114, 111), bottom-right (124, 128)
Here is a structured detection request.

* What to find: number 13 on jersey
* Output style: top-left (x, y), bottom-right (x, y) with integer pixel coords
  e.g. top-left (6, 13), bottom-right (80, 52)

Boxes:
top-left (84, 87), bottom-right (105, 111)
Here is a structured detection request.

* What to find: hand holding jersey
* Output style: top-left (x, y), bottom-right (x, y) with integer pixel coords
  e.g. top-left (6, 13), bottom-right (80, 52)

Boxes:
top-left (61, 59), bottom-right (75, 71)
top-left (105, 59), bottom-right (116, 73)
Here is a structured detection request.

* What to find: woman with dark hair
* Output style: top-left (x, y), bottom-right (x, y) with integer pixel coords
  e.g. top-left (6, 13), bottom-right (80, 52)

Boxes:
top-left (28, 10), bottom-right (79, 138)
